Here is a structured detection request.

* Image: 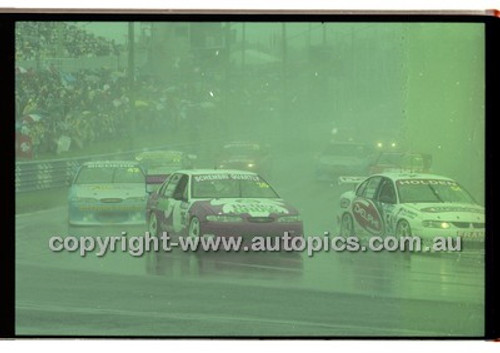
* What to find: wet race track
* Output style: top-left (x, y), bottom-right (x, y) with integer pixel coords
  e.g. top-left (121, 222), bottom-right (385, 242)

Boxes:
top-left (15, 145), bottom-right (484, 337)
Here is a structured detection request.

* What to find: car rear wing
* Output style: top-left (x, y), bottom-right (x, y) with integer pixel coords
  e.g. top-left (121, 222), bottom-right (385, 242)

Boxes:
top-left (338, 176), bottom-right (367, 186)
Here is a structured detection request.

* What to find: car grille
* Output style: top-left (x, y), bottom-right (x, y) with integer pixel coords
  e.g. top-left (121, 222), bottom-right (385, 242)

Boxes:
top-left (247, 217), bottom-right (274, 223)
top-left (452, 222), bottom-right (485, 229)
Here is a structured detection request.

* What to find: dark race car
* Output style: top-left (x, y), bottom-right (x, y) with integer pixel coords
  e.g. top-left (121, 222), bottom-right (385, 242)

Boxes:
top-left (146, 169), bottom-right (303, 271)
top-left (135, 150), bottom-right (196, 192)
top-left (315, 142), bottom-right (372, 182)
top-left (367, 152), bottom-right (433, 175)
top-left (215, 142), bottom-right (272, 176)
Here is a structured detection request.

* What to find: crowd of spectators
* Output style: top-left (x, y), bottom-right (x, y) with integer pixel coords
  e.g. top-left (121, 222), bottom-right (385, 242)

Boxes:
top-left (16, 66), bottom-right (132, 156)
top-left (14, 23), bottom-right (250, 159)
top-left (15, 63), bottom-right (224, 158)
top-left (16, 22), bottom-right (121, 61)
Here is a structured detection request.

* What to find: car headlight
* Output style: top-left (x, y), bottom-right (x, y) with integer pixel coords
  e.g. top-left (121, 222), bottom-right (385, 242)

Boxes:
top-left (247, 163), bottom-right (255, 168)
top-left (422, 220), bottom-right (451, 229)
top-left (277, 215), bottom-right (302, 223)
top-left (206, 215), bottom-right (243, 222)
top-left (376, 142), bottom-right (383, 148)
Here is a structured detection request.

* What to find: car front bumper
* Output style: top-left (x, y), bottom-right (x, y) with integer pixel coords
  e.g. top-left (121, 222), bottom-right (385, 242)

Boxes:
top-left (68, 202), bottom-right (146, 226)
top-left (200, 221), bottom-right (303, 241)
top-left (412, 226), bottom-right (485, 252)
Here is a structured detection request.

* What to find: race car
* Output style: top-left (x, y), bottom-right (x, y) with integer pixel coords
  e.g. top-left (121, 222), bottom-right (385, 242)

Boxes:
top-left (135, 150), bottom-right (196, 192)
top-left (372, 138), bottom-right (399, 151)
top-left (338, 173), bottom-right (484, 252)
top-left (367, 152), bottom-right (432, 175)
top-left (315, 142), bottom-right (372, 181)
top-left (147, 169), bottom-right (303, 238)
top-left (215, 142), bottom-right (271, 176)
top-left (68, 161), bottom-right (147, 226)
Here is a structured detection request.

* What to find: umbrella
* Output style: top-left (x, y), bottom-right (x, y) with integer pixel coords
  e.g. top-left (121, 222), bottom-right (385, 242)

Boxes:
top-left (135, 100), bottom-right (149, 108)
top-left (22, 114), bottom-right (43, 124)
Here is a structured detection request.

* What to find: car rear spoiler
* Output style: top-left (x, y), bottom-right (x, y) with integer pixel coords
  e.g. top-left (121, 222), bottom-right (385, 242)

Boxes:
top-left (338, 176), bottom-right (367, 186)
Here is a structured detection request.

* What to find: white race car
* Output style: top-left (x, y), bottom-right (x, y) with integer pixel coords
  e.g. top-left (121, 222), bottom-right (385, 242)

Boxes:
top-left (68, 161), bottom-right (147, 226)
top-left (338, 173), bottom-right (484, 252)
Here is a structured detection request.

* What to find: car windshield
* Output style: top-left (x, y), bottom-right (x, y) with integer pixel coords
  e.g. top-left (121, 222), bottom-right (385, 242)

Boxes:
top-left (323, 144), bottom-right (366, 157)
top-left (378, 154), bottom-right (424, 169)
top-left (143, 159), bottom-right (182, 170)
top-left (75, 165), bottom-right (145, 184)
top-left (137, 153), bottom-right (184, 169)
top-left (223, 144), bottom-right (260, 157)
top-left (192, 174), bottom-right (279, 198)
top-left (396, 179), bottom-right (476, 204)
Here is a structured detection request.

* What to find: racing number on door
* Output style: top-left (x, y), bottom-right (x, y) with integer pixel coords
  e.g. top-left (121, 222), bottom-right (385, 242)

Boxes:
top-left (376, 178), bottom-right (398, 235)
top-left (172, 175), bottom-right (189, 234)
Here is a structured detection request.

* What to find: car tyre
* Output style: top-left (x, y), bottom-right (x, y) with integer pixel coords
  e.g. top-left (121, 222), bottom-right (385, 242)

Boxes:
top-left (146, 212), bottom-right (164, 275)
top-left (187, 216), bottom-right (205, 275)
top-left (396, 219), bottom-right (414, 259)
top-left (340, 213), bottom-right (355, 237)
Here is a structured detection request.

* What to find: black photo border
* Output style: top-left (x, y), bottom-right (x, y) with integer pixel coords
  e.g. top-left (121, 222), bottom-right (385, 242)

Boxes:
top-left (1, 9), bottom-right (498, 340)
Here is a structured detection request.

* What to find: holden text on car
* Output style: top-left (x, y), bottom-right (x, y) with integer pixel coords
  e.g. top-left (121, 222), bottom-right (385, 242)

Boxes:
top-left (338, 173), bottom-right (484, 252)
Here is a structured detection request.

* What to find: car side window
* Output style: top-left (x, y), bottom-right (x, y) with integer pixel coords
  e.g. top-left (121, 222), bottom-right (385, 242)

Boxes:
top-left (364, 176), bottom-right (383, 199)
top-left (377, 178), bottom-right (397, 204)
top-left (356, 180), bottom-right (369, 197)
top-left (173, 174), bottom-right (189, 200)
top-left (161, 173), bottom-right (181, 198)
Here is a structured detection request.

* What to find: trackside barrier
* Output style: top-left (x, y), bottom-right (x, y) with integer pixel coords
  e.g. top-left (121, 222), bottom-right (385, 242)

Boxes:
top-left (15, 139), bottom-right (224, 193)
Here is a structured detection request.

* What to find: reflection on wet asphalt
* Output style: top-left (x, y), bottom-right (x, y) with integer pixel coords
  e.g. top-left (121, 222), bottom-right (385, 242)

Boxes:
top-left (15, 147), bottom-right (484, 336)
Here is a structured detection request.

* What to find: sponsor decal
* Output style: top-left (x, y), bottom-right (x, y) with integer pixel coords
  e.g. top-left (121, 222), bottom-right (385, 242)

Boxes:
top-left (396, 179), bottom-right (457, 186)
top-left (352, 198), bottom-right (384, 235)
top-left (458, 231), bottom-right (485, 240)
top-left (210, 199), bottom-right (289, 217)
top-left (194, 174), bottom-right (260, 182)
top-left (90, 185), bottom-right (112, 190)
top-left (420, 206), bottom-right (483, 214)
top-left (86, 163), bottom-right (139, 169)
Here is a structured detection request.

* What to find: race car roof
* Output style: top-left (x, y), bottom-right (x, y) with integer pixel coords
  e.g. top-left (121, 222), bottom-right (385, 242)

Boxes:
top-left (82, 160), bottom-right (141, 167)
top-left (136, 150), bottom-right (183, 159)
top-left (375, 172), bottom-right (455, 182)
top-left (174, 169), bottom-right (258, 176)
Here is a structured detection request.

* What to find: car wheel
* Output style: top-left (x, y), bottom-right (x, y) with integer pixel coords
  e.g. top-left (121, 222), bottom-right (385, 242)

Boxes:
top-left (148, 212), bottom-right (159, 237)
top-left (340, 213), bottom-right (355, 237)
top-left (146, 212), bottom-right (163, 275)
top-left (187, 217), bottom-right (203, 275)
top-left (396, 220), bottom-right (412, 237)
top-left (188, 217), bottom-right (201, 238)
top-left (396, 220), bottom-right (414, 258)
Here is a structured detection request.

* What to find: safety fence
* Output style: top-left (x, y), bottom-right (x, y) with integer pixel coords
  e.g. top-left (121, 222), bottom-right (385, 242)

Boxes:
top-left (15, 139), bottom-right (221, 193)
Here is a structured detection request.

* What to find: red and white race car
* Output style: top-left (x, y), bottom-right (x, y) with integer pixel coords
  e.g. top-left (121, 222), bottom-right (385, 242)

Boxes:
top-left (146, 169), bottom-right (304, 270)
top-left (338, 173), bottom-right (484, 252)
